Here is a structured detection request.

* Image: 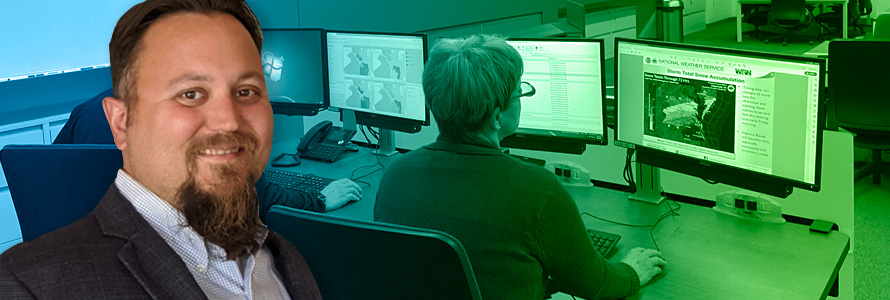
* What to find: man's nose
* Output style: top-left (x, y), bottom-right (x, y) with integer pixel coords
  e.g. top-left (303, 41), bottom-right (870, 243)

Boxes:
top-left (204, 94), bottom-right (242, 132)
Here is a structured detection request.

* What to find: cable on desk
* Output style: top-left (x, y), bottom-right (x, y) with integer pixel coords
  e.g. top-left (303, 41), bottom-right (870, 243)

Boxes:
top-left (360, 125), bottom-right (378, 148)
top-left (349, 126), bottom-right (387, 190)
top-left (623, 148), bottom-right (636, 193)
top-left (580, 198), bottom-right (680, 252)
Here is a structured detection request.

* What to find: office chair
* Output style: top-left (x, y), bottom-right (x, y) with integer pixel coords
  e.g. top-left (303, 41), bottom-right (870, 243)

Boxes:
top-left (765, 0), bottom-right (816, 46)
top-left (828, 40), bottom-right (890, 184)
top-left (0, 144), bottom-right (122, 241)
top-left (742, 4), bottom-right (771, 40)
top-left (860, 0), bottom-right (874, 32)
top-left (266, 205), bottom-right (483, 300)
top-left (814, 0), bottom-right (867, 38)
top-left (873, 13), bottom-right (890, 39)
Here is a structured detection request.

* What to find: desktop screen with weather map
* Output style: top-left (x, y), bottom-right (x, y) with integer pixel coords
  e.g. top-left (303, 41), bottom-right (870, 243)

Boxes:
top-left (326, 32), bottom-right (426, 122)
top-left (616, 40), bottom-right (822, 186)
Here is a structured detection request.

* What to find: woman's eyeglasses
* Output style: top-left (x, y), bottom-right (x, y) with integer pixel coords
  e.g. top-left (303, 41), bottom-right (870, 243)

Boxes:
top-left (512, 81), bottom-right (536, 99)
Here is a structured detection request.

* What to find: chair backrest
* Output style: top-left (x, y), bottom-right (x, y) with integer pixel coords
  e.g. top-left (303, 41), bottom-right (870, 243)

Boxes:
top-left (769, 0), bottom-right (809, 25)
top-left (874, 13), bottom-right (890, 38)
top-left (860, 0), bottom-right (873, 16)
top-left (266, 205), bottom-right (483, 300)
top-left (0, 144), bottom-right (121, 241)
top-left (828, 40), bottom-right (890, 131)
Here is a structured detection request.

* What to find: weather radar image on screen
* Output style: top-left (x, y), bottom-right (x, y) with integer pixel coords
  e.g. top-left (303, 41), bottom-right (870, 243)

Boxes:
top-left (327, 31), bottom-right (426, 123)
top-left (643, 71), bottom-right (736, 153)
top-left (616, 38), bottom-right (825, 195)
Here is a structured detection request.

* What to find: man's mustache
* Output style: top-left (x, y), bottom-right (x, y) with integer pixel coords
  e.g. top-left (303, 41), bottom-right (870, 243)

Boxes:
top-left (185, 131), bottom-right (259, 161)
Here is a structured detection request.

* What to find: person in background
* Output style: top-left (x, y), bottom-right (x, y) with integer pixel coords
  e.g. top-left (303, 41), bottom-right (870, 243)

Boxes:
top-left (374, 34), bottom-right (667, 300)
top-left (2, 0), bottom-right (324, 298)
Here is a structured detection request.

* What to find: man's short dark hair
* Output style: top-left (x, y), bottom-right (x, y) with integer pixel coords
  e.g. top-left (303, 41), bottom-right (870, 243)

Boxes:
top-left (109, 0), bottom-right (263, 107)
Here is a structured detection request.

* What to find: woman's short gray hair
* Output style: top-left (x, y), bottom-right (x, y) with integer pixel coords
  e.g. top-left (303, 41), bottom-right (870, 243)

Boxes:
top-left (422, 34), bottom-right (523, 143)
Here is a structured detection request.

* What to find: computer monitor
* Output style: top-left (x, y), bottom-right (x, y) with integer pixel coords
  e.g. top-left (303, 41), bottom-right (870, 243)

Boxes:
top-left (615, 38), bottom-right (825, 198)
top-left (325, 30), bottom-right (429, 134)
top-left (266, 205), bottom-right (483, 300)
top-left (261, 28), bottom-right (328, 116)
top-left (501, 38), bottom-right (608, 154)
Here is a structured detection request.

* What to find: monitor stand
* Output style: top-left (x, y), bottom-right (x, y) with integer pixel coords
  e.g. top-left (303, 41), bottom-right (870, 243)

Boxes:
top-left (341, 109), bottom-right (398, 157)
top-left (629, 162), bottom-right (665, 205)
top-left (374, 129), bottom-right (399, 157)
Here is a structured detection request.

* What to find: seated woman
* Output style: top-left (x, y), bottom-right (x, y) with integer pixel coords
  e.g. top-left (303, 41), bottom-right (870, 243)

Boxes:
top-left (374, 34), bottom-right (665, 299)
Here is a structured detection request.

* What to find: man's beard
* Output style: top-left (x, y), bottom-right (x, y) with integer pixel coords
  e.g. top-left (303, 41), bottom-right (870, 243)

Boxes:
top-left (177, 131), bottom-right (266, 260)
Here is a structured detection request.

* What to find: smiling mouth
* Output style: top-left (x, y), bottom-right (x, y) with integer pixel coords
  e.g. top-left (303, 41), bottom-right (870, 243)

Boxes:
top-left (198, 147), bottom-right (245, 156)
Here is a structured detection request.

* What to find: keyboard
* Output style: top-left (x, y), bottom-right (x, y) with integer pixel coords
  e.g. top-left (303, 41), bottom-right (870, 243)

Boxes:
top-left (263, 169), bottom-right (335, 195)
top-left (587, 228), bottom-right (621, 258)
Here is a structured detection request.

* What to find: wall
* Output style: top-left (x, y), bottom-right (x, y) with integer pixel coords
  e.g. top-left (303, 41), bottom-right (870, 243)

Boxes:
top-left (871, 0), bottom-right (890, 17)
top-left (705, 0), bottom-right (738, 24)
top-left (297, 0), bottom-right (561, 32)
top-left (246, 0), bottom-right (300, 28)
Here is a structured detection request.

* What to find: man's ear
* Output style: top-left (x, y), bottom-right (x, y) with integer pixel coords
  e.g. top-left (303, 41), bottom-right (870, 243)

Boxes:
top-left (103, 96), bottom-right (129, 150)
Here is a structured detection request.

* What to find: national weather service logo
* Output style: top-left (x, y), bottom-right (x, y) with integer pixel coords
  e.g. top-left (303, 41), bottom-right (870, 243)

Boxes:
top-left (262, 52), bottom-right (284, 82)
top-left (646, 57), bottom-right (651, 64)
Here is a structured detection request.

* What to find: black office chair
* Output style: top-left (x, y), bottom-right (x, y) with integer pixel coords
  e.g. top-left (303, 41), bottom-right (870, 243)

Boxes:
top-left (765, 0), bottom-right (816, 46)
top-left (828, 41), bottom-right (890, 184)
top-left (742, 4), bottom-right (771, 40)
top-left (814, 0), bottom-right (869, 38)
top-left (0, 144), bottom-right (122, 241)
top-left (266, 205), bottom-right (483, 300)
top-left (860, 0), bottom-right (874, 33)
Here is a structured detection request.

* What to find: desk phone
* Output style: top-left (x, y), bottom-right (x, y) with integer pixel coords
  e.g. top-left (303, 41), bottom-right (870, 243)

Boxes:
top-left (298, 121), bottom-right (357, 162)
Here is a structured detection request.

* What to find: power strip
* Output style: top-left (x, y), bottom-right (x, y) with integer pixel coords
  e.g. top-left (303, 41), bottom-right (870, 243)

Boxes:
top-left (712, 191), bottom-right (786, 224)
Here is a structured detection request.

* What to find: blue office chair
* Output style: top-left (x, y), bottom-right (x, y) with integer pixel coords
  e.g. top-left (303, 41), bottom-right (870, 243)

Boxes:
top-left (0, 144), bottom-right (122, 242)
top-left (266, 205), bottom-right (483, 300)
top-left (828, 41), bottom-right (890, 184)
top-left (765, 0), bottom-right (816, 46)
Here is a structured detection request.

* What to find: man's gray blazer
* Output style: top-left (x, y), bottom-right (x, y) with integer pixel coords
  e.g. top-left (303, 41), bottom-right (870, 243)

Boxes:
top-left (1, 185), bottom-right (322, 299)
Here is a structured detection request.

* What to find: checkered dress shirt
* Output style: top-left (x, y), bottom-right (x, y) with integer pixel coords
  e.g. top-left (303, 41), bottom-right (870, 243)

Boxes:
top-left (115, 170), bottom-right (291, 300)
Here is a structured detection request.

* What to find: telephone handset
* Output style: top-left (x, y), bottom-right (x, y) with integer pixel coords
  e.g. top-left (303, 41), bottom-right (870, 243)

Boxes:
top-left (298, 121), bottom-right (357, 162)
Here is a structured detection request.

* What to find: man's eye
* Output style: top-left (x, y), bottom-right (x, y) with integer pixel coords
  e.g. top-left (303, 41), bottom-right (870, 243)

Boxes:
top-left (236, 88), bottom-right (261, 103)
top-left (182, 90), bottom-right (204, 100)
top-left (237, 89), bottom-right (255, 97)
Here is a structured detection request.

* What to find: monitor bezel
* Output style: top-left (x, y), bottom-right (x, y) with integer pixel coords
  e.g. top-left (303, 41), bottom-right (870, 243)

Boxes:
top-left (261, 28), bottom-right (329, 116)
top-left (613, 37), bottom-right (826, 195)
top-left (503, 37), bottom-right (610, 149)
top-left (325, 29), bottom-right (431, 132)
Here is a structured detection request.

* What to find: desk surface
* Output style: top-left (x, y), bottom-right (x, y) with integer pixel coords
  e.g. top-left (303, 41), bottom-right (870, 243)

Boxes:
top-left (283, 148), bottom-right (850, 300)
top-left (568, 186), bottom-right (848, 300)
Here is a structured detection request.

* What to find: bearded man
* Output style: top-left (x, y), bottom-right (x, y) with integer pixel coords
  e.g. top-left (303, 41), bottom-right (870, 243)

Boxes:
top-left (1, 1), bottom-right (322, 299)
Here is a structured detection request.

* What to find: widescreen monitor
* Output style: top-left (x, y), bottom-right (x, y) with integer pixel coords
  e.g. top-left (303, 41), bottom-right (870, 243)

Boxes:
top-left (503, 38), bottom-right (608, 154)
top-left (326, 30), bottom-right (429, 133)
top-left (261, 28), bottom-right (328, 116)
top-left (615, 38), bottom-right (825, 198)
